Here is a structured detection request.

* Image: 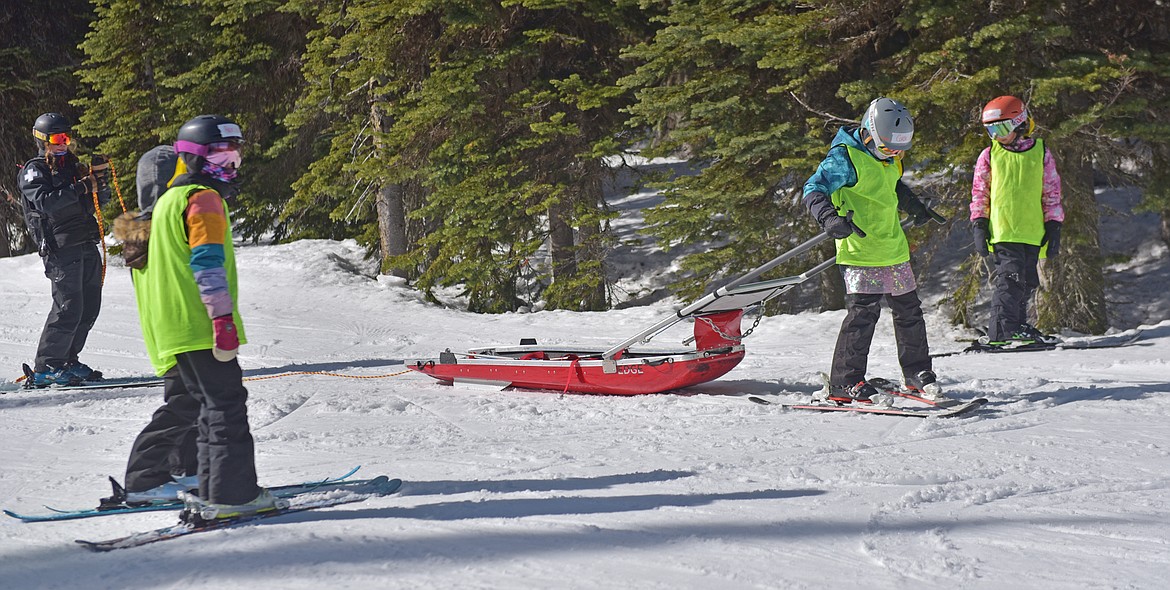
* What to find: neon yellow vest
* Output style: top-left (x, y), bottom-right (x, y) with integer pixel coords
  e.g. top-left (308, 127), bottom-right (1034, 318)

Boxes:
top-left (988, 138), bottom-right (1045, 246)
top-left (830, 145), bottom-right (909, 267)
top-left (132, 184), bottom-right (246, 376)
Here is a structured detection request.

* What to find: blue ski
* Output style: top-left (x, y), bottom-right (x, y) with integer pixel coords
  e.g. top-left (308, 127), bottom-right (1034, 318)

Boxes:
top-left (76, 476), bottom-right (402, 551)
top-left (4, 466), bottom-right (364, 522)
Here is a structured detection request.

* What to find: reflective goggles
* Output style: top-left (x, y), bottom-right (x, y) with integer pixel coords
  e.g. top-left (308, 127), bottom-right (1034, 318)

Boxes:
top-left (204, 141), bottom-right (242, 169)
top-left (983, 119), bottom-right (1018, 139)
top-left (875, 143), bottom-right (904, 159)
top-left (34, 131), bottom-right (71, 145)
top-left (176, 140), bottom-right (242, 168)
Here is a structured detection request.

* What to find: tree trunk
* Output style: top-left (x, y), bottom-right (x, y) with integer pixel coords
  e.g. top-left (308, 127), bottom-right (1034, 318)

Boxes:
top-left (369, 100), bottom-right (408, 278)
top-left (1035, 143), bottom-right (1108, 334)
top-left (575, 162), bottom-right (608, 311)
top-left (544, 159), bottom-right (610, 311)
top-left (548, 193), bottom-right (576, 284)
top-left (375, 183), bottom-right (408, 278)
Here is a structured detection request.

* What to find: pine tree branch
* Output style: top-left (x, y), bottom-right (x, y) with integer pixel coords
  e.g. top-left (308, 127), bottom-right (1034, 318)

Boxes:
top-left (788, 92), bottom-right (854, 124)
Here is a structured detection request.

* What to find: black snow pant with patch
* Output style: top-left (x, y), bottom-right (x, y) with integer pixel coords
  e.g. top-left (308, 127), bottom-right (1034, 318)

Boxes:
top-left (987, 242), bottom-right (1041, 342)
top-left (125, 350), bottom-right (259, 505)
top-left (124, 367), bottom-right (198, 492)
top-left (35, 244), bottom-right (102, 372)
top-left (830, 290), bottom-right (931, 388)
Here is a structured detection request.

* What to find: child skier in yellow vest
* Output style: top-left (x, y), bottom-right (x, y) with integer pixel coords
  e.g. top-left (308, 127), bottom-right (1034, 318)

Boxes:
top-left (802, 97), bottom-right (940, 404)
top-left (970, 96), bottom-right (1064, 345)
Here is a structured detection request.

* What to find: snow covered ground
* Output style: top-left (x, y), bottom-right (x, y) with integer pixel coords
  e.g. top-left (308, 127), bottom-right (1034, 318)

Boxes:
top-left (1, 193), bottom-right (1168, 588)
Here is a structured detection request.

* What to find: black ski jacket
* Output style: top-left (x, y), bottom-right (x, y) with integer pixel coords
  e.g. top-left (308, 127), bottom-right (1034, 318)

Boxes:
top-left (17, 152), bottom-right (102, 254)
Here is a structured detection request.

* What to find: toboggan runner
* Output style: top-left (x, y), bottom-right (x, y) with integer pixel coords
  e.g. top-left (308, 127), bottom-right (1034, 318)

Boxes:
top-left (407, 216), bottom-right (857, 395)
top-left (408, 212), bottom-right (931, 395)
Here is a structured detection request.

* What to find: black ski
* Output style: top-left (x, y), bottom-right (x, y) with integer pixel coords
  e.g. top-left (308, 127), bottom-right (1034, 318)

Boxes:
top-left (749, 395), bottom-right (986, 418)
top-left (932, 331), bottom-right (1144, 358)
top-left (75, 476), bottom-right (402, 551)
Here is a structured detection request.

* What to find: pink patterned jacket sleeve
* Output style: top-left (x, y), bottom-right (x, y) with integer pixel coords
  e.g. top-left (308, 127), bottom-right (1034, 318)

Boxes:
top-left (969, 141), bottom-right (1064, 223)
top-left (969, 147), bottom-right (993, 221)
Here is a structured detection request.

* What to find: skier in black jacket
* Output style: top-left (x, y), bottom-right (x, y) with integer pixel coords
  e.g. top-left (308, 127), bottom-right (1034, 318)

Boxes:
top-left (16, 112), bottom-right (110, 387)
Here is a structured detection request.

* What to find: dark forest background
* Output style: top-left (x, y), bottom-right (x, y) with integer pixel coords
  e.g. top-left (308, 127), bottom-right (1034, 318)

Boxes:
top-left (2, 1), bottom-right (1167, 333)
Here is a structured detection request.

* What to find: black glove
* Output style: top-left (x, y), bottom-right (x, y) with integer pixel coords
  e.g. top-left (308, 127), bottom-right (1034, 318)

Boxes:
top-left (821, 214), bottom-right (855, 238)
top-left (902, 197), bottom-right (931, 226)
top-left (72, 176), bottom-right (94, 198)
top-left (1040, 220), bottom-right (1061, 258)
top-left (895, 182), bottom-right (931, 226)
top-left (90, 155), bottom-right (113, 205)
top-left (803, 191), bottom-right (854, 239)
top-left (972, 218), bottom-right (990, 257)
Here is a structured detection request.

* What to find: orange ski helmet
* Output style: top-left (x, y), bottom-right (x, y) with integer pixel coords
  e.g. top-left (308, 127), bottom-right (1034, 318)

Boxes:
top-left (981, 96), bottom-right (1034, 139)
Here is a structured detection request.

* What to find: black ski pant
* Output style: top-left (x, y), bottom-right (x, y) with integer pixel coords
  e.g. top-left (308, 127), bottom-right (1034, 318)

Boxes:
top-left (125, 350), bottom-right (259, 505)
top-left (987, 242), bottom-right (1041, 342)
top-left (830, 290), bottom-right (931, 388)
top-left (124, 367), bottom-right (198, 492)
top-left (35, 244), bottom-right (102, 371)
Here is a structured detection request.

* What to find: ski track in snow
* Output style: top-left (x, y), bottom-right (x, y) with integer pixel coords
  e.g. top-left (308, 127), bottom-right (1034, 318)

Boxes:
top-left (0, 205), bottom-right (1168, 587)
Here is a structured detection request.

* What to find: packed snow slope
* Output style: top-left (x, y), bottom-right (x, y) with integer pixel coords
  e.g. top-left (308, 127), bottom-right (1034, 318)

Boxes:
top-left (0, 235), bottom-right (1167, 589)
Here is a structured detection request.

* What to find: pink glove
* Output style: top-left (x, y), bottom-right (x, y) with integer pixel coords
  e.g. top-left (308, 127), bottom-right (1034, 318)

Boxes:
top-left (212, 315), bottom-right (239, 362)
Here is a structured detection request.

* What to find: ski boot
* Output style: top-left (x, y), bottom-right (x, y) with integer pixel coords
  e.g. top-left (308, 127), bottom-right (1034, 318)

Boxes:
top-left (125, 480), bottom-right (198, 504)
top-left (27, 366), bottom-right (83, 388)
top-left (815, 380), bottom-right (890, 406)
top-left (903, 370), bottom-right (945, 401)
top-left (179, 489), bottom-right (286, 524)
top-left (65, 361), bottom-right (103, 382)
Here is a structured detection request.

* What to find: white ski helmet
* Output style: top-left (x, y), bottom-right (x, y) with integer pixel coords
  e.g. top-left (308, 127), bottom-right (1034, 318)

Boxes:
top-left (862, 97), bottom-right (914, 159)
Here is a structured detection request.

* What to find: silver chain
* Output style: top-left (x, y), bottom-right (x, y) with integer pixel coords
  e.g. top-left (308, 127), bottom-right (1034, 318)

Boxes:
top-left (694, 305), bottom-right (764, 343)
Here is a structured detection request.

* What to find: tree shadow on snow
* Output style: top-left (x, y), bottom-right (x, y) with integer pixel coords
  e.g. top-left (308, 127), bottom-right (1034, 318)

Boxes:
top-left (400, 469), bottom-right (697, 496)
top-left (1018, 383), bottom-right (1168, 406)
top-left (0, 359), bottom-right (409, 410)
top-left (241, 358), bottom-right (405, 377)
top-left (0, 511), bottom-right (1140, 590)
top-left (674, 378), bottom-right (821, 398)
top-left (347, 488), bottom-right (827, 522)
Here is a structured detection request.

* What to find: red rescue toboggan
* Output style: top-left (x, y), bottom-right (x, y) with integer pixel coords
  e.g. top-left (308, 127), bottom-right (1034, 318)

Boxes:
top-left (407, 224), bottom-right (853, 395)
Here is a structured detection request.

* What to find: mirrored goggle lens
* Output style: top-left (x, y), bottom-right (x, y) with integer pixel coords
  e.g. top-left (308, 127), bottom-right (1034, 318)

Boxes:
top-left (206, 141), bottom-right (240, 153)
top-left (984, 120), bottom-right (1016, 139)
top-left (47, 132), bottom-right (71, 145)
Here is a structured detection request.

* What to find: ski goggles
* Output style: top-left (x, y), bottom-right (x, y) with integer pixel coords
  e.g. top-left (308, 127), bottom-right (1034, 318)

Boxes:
top-left (983, 119), bottom-right (1019, 139)
top-left (175, 140), bottom-right (242, 168)
top-left (875, 144), bottom-right (904, 159)
top-left (204, 142), bottom-right (242, 169)
top-left (34, 130), bottom-right (71, 145)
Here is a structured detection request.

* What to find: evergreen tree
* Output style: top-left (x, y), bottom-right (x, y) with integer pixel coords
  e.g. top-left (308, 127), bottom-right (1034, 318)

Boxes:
top-left (285, 1), bottom-right (647, 312)
top-left (74, 0), bottom-right (312, 239)
top-left (620, 0), bottom-right (898, 306)
top-left (850, 0), bottom-right (1170, 334)
top-left (624, 0), bottom-right (1170, 333)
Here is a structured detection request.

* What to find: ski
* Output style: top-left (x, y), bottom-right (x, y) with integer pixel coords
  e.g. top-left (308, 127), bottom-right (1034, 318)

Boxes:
top-left (76, 475), bottom-right (402, 552)
top-left (748, 395), bottom-right (987, 418)
top-left (933, 331), bottom-right (1144, 358)
top-left (4, 466), bottom-right (365, 522)
top-left (2, 365), bottom-right (164, 394)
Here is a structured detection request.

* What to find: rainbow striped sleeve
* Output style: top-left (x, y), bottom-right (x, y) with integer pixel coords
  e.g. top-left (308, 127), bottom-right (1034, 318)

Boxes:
top-left (185, 189), bottom-right (233, 318)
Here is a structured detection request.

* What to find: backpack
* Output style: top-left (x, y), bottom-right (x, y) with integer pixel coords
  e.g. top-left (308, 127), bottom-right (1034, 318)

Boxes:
top-left (135, 144), bottom-right (178, 213)
top-left (113, 145), bottom-right (177, 269)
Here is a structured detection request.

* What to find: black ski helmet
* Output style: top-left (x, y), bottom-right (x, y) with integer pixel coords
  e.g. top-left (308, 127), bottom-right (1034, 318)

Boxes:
top-left (175, 114), bottom-right (244, 147)
top-left (32, 112), bottom-right (72, 143)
